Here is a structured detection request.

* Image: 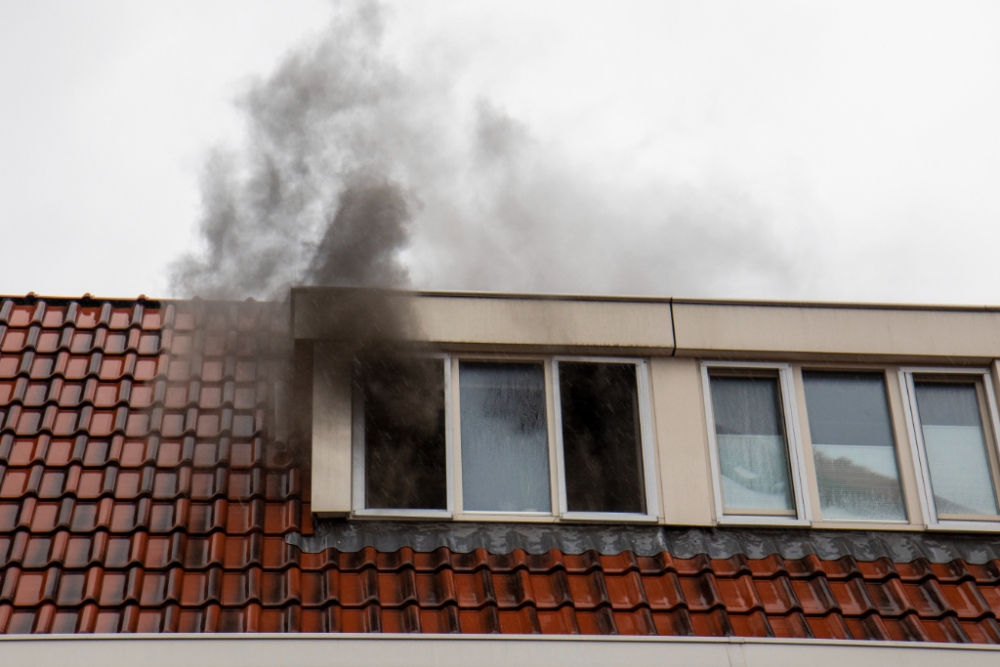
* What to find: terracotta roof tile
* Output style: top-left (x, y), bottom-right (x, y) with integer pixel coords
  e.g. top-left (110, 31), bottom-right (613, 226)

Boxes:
top-left (6, 295), bottom-right (1000, 639)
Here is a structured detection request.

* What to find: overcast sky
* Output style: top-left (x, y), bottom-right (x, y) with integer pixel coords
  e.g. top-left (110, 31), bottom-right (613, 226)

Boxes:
top-left (2, 1), bottom-right (999, 304)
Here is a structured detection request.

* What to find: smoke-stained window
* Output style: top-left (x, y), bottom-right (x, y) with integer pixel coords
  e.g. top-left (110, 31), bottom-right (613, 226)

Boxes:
top-left (558, 361), bottom-right (647, 515)
top-left (708, 370), bottom-right (797, 517)
top-left (803, 372), bottom-right (906, 521)
top-left (361, 357), bottom-right (447, 510)
top-left (459, 362), bottom-right (551, 512)
top-left (351, 354), bottom-right (655, 520)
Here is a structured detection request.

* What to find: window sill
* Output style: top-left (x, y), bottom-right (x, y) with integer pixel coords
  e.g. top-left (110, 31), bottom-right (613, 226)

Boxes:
top-left (561, 511), bottom-right (660, 524)
top-left (455, 512), bottom-right (559, 523)
top-left (351, 509), bottom-right (453, 520)
top-left (927, 520), bottom-right (1000, 533)
top-left (344, 511), bottom-right (661, 524)
top-left (809, 520), bottom-right (916, 531)
top-left (716, 516), bottom-right (811, 528)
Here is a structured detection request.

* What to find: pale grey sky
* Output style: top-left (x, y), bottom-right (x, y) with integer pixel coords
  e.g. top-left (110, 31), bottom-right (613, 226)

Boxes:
top-left (2, 1), bottom-right (999, 303)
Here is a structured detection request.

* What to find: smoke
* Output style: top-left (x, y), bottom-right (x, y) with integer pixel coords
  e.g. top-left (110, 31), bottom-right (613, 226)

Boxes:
top-left (169, 1), bottom-right (414, 299)
top-left (307, 177), bottom-right (410, 288)
top-left (169, 0), bottom-right (801, 302)
top-left (163, 0), bottom-right (806, 495)
top-left (167, 3), bottom-right (423, 473)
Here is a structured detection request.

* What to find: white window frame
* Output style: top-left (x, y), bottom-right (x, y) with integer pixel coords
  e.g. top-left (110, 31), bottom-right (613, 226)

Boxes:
top-left (351, 354), bottom-right (454, 519)
top-left (899, 366), bottom-right (1000, 532)
top-left (552, 356), bottom-right (660, 523)
top-left (701, 361), bottom-right (811, 526)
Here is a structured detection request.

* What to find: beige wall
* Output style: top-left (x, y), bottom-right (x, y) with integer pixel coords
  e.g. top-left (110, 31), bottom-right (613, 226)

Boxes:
top-left (650, 357), bottom-right (714, 525)
top-left (311, 343), bottom-right (353, 515)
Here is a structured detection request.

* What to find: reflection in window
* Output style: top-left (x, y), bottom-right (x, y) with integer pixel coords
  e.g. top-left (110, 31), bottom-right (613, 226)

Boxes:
top-left (362, 357), bottom-right (447, 510)
top-left (914, 382), bottom-right (999, 517)
top-left (803, 372), bottom-right (905, 521)
top-left (710, 375), bottom-right (795, 514)
top-left (559, 362), bottom-right (645, 514)
top-left (460, 362), bottom-right (550, 512)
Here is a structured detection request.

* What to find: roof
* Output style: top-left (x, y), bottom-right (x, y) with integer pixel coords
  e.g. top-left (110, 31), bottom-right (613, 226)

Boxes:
top-left (2, 294), bottom-right (1000, 641)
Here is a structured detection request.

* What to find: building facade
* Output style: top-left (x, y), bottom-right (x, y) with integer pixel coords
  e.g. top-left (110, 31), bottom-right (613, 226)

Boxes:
top-left (3, 290), bottom-right (1000, 665)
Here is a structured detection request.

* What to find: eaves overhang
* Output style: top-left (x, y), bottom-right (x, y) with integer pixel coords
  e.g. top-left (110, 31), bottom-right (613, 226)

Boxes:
top-left (292, 287), bottom-right (1000, 363)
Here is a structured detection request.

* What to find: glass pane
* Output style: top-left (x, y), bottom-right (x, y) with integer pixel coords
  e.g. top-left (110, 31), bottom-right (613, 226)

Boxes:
top-left (803, 372), bottom-right (906, 521)
top-left (460, 362), bottom-right (551, 512)
top-left (710, 375), bottom-right (794, 513)
top-left (559, 362), bottom-right (646, 514)
top-left (362, 357), bottom-right (447, 510)
top-left (914, 382), bottom-right (999, 517)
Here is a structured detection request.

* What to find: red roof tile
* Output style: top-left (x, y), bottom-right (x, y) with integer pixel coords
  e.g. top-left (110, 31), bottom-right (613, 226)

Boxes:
top-left (4, 295), bottom-right (1000, 638)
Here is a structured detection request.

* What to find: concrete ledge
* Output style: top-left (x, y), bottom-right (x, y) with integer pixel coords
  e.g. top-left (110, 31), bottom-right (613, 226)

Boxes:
top-left (673, 300), bottom-right (1000, 361)
top-left (293, 288), bottom-right (1000, 361)
top-left (1, 633), bottom-right (998, 667)
top-left (292, 288), bottom-right (675, 352)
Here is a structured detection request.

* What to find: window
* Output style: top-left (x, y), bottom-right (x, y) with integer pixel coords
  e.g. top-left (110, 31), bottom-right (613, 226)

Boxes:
top-left (702, 362), bottom-right (1000, 528)
top-left (459, 361), bottom-right (550, 513)
top-left (352, 356), bottom-right (452, 517)
top-left (903, 369), bottom-right (1000, 526)
top-left (554, 359), bottom-right (657, 519)
top-left (802, 372), bottom-right (906, 522)
top-left (352, 355), bottom-right (658, 520)
top-left (703, 363), bottom-right (808, 524)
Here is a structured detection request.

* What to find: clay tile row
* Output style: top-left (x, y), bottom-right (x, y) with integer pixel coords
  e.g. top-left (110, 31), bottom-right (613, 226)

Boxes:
top-left (0, 498), bottom-right (301, 536)
top-left (2, 406), bottom-right (261, 440)
top-left (4, 602), bottom-right (994, 637)
top-left (3, 600), bottom-right (992, 639)
top-left (0, 299), bottom-right (158, 332)
top-left (0, 328), bottom-right (162, 356)
top-left (0, 352), bottom-right (161, 383)
top-left (1, 434), bottom-right (266, 470)
top-left (0, 466), bottom-right (287, 504)
top-left (2, 545), bottom-right (1000, 638)
top-left (0, 531), bottom-right (288, 571)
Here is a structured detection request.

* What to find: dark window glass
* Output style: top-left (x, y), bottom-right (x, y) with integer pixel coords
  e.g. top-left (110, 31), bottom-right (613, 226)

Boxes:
top-left (559, 362), bottom-right (645, 514)
top-left (361, 357), bottom-right (447, 510)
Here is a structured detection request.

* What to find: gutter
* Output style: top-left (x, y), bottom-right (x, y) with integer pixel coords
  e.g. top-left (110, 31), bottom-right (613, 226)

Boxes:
top-left (1, 633), bottom-right (998, 667)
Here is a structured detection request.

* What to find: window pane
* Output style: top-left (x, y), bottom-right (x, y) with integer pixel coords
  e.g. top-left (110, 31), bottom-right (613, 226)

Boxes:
top-left (362, 358), bottom-right (447, 510)
top-left (460, 362), bottom-right (551, 512)
top-left (710, 375), bottom-right (794, 513)
top-left (803, 372), bottom-right (905, 521)
top-left (914, 382), bottom-right (999, 517)
top-left (559, 362), bottom-right (645, 514)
